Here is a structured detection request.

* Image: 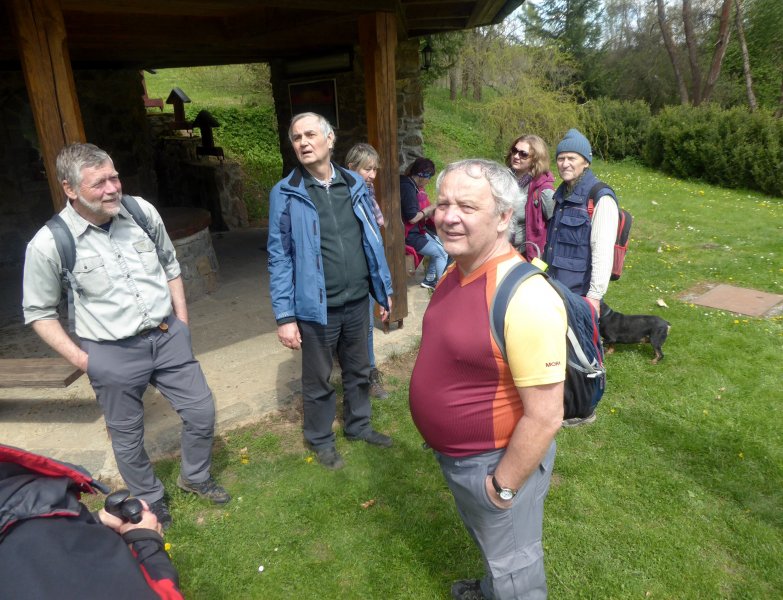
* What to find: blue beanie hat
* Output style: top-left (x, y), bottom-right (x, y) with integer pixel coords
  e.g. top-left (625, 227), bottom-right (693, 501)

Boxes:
top-left (556, 128), bottom-right (592, 163)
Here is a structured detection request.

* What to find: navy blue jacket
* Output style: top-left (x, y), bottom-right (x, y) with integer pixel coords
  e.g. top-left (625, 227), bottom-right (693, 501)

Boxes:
top-left (543, 170), bottom-right (615, 296)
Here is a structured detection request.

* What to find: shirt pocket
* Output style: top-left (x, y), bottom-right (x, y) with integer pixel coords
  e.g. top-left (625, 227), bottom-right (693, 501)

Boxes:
top-left (133, 237), bottom-right (160, 274)
top-left (555, 213), bottom-right (591, 246)
top-left (73, 255), bottom-right (112, 297)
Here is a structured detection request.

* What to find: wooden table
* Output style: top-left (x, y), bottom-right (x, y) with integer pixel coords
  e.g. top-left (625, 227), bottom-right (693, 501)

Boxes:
top-left (0, 358), bottom-right (84, 388)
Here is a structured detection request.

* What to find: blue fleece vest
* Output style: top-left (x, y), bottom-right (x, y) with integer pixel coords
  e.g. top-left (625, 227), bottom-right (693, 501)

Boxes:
top-left (543, 169), bottom-right (615, 296)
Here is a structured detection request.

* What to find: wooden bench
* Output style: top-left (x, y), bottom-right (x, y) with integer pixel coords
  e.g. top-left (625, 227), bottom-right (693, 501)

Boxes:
top-left (0, 358), bottom-right (83, 388)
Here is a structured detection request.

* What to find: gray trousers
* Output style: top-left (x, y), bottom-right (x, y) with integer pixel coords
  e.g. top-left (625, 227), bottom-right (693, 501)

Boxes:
top-left (435, 442), bottom-right (557, 600)
top-left (298, 296), bottom-right (372, 449)
top-left (82, 315), bottom-right (215, 503)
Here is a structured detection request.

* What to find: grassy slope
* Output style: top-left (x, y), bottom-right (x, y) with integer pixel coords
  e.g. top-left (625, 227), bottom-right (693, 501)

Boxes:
top-left (151, 81), bottom-right (782, 598)
top-left (145, 66), bottom-right (280, 222)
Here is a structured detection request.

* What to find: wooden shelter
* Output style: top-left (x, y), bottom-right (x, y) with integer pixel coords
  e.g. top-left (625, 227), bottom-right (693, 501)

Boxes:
top-left (1, 0), bottom-right (521, 323)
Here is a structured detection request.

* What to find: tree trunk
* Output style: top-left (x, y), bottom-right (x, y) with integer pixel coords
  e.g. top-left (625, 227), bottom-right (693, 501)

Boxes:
top-left (734, 0), bottom-right (757, 112)
top-left (682, 0), bottom-right (702, 105)
top-left (460, 56), bottom-right (470, 98)
top-left (656, 0), bottom-right (690, 104)
top-left (701, 0), bottom-right (733, 103)
top-left (472, 69), bottom-right (482, 101)
top-left (449, 66), bottom-right (458, 101)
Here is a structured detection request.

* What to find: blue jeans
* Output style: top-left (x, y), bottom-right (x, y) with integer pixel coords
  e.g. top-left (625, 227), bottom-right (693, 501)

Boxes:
top-left (420, 233), bottom-right (448, 282)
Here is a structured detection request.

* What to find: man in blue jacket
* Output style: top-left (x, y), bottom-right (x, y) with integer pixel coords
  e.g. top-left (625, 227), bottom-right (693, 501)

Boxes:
top-left (267, 113), bottom-right (394, 470)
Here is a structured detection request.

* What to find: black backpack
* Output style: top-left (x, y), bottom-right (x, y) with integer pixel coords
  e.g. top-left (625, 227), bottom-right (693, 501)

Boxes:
top-left (587, 181), bottom-right (633, 281)
top-left (45, 195), bottom-right (162, 330)
top-left (490, 261), bottom-right (606, 420)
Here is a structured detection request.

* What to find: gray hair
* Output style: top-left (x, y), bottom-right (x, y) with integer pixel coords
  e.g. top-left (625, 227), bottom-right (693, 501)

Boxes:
top-left (288, 112), bottom-right (336, 145)
top-left (345, 143), bottom-right (379, 170)
top-left (56, 143), bottom-right (113, 188)
top-left (435, 159), bottom-right (522, 218)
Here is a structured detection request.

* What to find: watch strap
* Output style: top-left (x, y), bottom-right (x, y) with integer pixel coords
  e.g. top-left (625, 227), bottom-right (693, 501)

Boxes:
top-left (491, 475), bottom-right (516, 498)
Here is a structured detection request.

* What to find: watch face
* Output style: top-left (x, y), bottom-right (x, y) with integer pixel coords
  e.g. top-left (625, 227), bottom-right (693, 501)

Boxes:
top-left (499, 489), bottom-right (514, 501)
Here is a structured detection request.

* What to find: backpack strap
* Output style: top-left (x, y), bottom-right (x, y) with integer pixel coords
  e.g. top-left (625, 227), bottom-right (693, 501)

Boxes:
top-left (120, 194), bottom-right (151, 236)
top-left (586, 181), bottom-right (615, 219)
top-left (490, 261), bottom-right (598, 374)
top-left (45, 214), bottom-right (82, 331)
top-left (121, 195), bottom-right (173, 265)
top-left (489, 261), bottom-right (544, 362)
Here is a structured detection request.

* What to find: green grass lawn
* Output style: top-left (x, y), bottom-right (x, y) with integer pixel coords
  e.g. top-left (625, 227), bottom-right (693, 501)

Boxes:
top-left (161, 164), bottom-right (781, 599)
top-left (140, 78), bottom-right (782, 598)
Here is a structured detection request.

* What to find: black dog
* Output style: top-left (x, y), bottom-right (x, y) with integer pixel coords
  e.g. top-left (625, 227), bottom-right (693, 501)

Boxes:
top-left (599, 301), bottom-right (670, 364)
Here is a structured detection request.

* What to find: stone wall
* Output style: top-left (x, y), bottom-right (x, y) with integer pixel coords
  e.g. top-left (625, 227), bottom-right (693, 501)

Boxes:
top-left (0, 69), bottom-right (157, 267)
top-left (172, 227), bottom-right (219, 302)
top-left (149, 113), bottom-right (248, 230)
top-left (269, 39), bottom-right (425, 177)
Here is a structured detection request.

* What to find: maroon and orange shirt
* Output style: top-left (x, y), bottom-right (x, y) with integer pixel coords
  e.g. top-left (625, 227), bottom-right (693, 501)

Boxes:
top-left (409, 251), bottom-right (566, 457)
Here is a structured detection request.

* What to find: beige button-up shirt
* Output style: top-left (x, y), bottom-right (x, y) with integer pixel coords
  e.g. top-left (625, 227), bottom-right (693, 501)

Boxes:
top-left (22, 197), bottom-right (181, 341)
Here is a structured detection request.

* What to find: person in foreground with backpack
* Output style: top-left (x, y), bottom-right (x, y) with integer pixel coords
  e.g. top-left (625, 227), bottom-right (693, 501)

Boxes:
top-left (409, 159), bottom-right (566, 600)
top-left (22, 143), bottom-right (229, 529)
top-left (0, 443), bottom-right (183, 600)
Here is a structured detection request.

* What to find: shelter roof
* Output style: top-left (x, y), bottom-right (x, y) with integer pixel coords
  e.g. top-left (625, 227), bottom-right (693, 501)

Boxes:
top-left (0, 0), bottom-right (522, 69)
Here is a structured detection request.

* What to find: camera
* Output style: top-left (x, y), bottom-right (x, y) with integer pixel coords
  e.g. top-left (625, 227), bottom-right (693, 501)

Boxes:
top-left (104, 489), bottom-right (143, 524)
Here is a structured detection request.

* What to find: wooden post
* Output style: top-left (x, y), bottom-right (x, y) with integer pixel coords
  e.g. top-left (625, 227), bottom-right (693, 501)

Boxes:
top-left (359, 12), bottom-right (407, 327)
top-left (7, 0), bottom-right (86, 211)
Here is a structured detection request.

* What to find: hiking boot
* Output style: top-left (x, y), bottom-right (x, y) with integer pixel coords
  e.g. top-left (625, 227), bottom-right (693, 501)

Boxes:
top-left (315, 447), bottom-right (345, 470)
top-left (369, 368), bottom-right (389, 399)
top-left (451, 579), bottom-right (486, 600)
top-left (177, 475), bottom-right (231, 504)
top-left (346, 429), bottom-right (393, 448)
top-left (562, 410), bottom-right (597, 428)
top-left (420, 278), bottom-right (437, 290)
top-left (148, 497), bottom-right (172, 531)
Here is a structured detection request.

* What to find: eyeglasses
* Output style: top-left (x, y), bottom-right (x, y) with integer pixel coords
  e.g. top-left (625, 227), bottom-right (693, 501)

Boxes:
top-left (415, 172), bottom-right (434, 179)
top-left (511, 147), bottom-right (530, 159)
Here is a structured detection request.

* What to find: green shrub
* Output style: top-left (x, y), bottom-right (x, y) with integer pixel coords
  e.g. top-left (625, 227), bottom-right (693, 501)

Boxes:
top-left (644, 105), bottom-right (783, 197)
top-left (185, 105), bottom-right (282, 222)
top-left (578, 98), bottom-right (651, 161)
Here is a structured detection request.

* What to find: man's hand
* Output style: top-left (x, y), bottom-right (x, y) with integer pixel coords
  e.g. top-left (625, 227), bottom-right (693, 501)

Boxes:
top-left (277, 322), bottom-right (302, 350)
top-left (378, 297), bottom-right (393, 323)
top-left (97, 500), bottom-right (162, 536)
top-left (585, 296), bottom-right (600, 315)
top-left (75, 350), bottom-right (89, 373)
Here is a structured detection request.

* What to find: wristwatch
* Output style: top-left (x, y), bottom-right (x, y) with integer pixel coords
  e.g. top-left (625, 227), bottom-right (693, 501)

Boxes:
top-left (491, 475), bottom-right (517, 501)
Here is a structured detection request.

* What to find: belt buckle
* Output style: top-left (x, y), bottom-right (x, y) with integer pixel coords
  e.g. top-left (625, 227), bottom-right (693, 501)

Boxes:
top-left (159, 322), bottom-right (169, 332)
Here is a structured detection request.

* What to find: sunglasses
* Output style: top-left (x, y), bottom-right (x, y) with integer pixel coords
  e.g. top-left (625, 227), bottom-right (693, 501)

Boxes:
top-left (511, 147), bottom-right (530, 159)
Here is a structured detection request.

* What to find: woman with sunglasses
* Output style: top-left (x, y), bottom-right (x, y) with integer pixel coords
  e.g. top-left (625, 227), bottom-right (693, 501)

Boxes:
top-left (400, 157), bottom-right (448, 290)
top-left (505, 135), bottom-right (555, 261)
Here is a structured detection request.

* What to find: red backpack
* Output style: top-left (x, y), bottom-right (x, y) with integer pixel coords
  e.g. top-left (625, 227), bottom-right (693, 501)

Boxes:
top-left (587, 182), bottom-right (633, 281)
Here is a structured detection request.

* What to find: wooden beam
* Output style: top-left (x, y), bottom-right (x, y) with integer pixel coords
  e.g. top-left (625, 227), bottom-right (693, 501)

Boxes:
top-left (7, 0), bottom-right (85, 211)
top-left (358, 12), bottom-right (408, 325)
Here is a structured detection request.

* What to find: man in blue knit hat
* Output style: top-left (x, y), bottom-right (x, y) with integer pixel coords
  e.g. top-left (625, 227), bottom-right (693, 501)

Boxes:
top-left (543, 128), bottom-right (618, 426)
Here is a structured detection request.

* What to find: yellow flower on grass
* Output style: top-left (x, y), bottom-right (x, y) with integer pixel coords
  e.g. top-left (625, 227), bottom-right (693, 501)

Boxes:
top-left (305, 456), bottom-right (314, 464)
top-left (738, 452), bottom-right (744, 460)
top-left (164, 542), bottom-right (172, 552)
